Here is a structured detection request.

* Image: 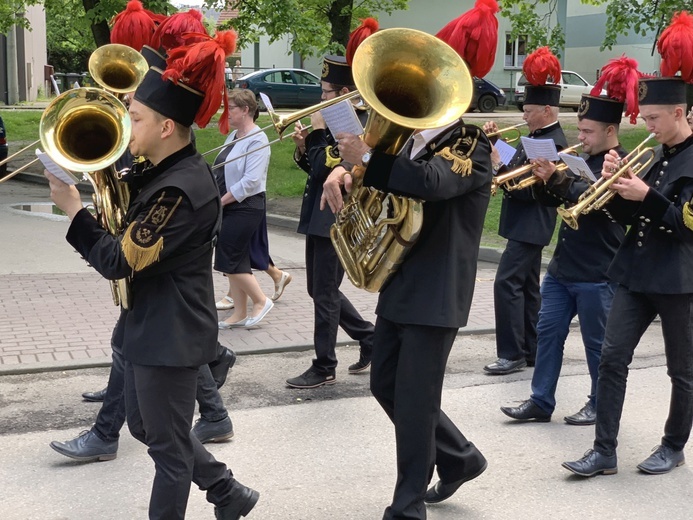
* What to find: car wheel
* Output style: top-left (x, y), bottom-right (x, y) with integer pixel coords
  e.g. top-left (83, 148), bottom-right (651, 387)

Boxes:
top-left (572, 105), bottom-right (580, 112)
top-left (477, 94), bottom-right (498, 113)
top-left (515, 102), bottom-right (523, 111)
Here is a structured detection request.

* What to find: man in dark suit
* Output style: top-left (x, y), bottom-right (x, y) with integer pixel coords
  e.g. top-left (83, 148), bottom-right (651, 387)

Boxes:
top-left (483, 84), bottom-right (566, 375)
top-left (563, 76), bottom-right (693, 477)
top-left (500, 94), bottom-right (627, 424)
top-left (322, 119), bottom-right (492, 519)
top-left (45, 64), bottom-right (258, 519)
top-left (287, 55), bottom-right (375, 389)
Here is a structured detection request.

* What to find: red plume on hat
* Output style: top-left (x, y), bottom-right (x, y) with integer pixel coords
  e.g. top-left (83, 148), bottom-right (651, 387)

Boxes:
top-left (522, 46), bottom-right (561, 85)
top-left (591, 55), bottom-right (643, 124)
top-left (162, 30), bottom-right (237, 134)
top-left (152, 9), bottom-right (208, 52)
top-left (346, 18), bottom-right (379, 66)
top-left (657, 11), bottom-right (693, 82)
top-left (110, 0), bottom-right (165, 51)
top-left (435, 0), bottom-right (499, 78)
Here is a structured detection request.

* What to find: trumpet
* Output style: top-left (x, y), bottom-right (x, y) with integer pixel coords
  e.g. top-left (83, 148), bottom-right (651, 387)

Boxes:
top-left (486, 122), bottom-right (527, 144)
top-left (557, 133), bottom-right (656, 230)
top-left (491, 142), bottom-right (582, 195)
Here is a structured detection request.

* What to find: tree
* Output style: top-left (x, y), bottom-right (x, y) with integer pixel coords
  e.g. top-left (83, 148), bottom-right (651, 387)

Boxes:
top-left (500, 0), bottom-right (689, 55)
top-left (211, 0), bottom-right (408, 58)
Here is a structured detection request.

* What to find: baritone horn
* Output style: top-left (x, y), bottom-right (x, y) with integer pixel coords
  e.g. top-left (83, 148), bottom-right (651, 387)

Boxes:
top-left (88, 43), bottom-right (149, 99)
top-left (491, 142), bottom-right (582, 195)
top-left (557, 133), bottom-right (656, 230)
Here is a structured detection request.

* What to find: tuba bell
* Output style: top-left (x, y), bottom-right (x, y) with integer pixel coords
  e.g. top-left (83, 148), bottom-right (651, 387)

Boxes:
top-left (41, 87), bottom-right (133, 308)
top-left (330, 28), bottom-right (473, 292)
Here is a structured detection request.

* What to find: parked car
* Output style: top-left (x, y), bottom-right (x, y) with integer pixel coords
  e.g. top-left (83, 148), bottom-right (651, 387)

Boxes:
top-left (235, 68), bottom-right (323, 109)
top-left (470, 77), bottom-right (507, 113)
top-left (514, 70), bottom-right (596, 110)
top-left (0, 115), bottom-right (8, 178)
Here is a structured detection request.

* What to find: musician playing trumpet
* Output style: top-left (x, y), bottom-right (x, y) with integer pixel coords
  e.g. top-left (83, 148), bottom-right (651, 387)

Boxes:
top-left (500, 91), bottom-right (629, 425)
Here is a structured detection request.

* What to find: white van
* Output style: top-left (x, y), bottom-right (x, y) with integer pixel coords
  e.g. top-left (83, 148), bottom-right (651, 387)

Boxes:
top-left (514, 70), bottom-right (596, 111)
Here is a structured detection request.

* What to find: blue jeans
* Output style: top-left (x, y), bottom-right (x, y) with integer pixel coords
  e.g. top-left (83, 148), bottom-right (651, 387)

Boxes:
top-left (530, 273), bottom-right (615, 414)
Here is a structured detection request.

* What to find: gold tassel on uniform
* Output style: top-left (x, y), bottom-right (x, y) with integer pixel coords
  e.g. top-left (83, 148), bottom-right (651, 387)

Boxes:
top-left (683, 201), bottom-right (693, 231)
top-left (434, 127), bottom-right (480, 177)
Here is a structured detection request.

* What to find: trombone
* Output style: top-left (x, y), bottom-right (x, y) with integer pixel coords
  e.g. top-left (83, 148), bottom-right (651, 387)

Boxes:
top-left (486, 122), bottom-right (527, 144)
top-left (557, 133), bottom-right (656, 230)
top-left (0, 44), bottom-right (147, 185)
top-left (491, 142), bottom-right (582, 195)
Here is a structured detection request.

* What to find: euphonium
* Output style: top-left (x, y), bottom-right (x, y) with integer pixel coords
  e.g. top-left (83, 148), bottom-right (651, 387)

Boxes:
top-left (330, 28), bottom-right (474, 292)
top-left (40, 87), bottom-right (133, 308)
top-left (557, 133), bottom-right (656, 230)
top-left (491, 143), bottom-right (582, 195)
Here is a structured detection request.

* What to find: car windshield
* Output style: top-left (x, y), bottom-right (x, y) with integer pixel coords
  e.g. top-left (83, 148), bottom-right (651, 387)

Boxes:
top-left (517, 73), bottom-right (559, 86)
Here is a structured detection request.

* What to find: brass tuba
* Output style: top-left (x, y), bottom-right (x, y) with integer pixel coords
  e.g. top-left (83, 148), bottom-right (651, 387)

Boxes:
top-left (41, 87), bottom-right (133, 308)
top-left (330, 28), bottom-right (474, 292)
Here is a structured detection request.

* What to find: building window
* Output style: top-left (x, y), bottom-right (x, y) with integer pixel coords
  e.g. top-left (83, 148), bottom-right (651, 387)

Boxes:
top-left (505, 34), bottom-right (527, 69)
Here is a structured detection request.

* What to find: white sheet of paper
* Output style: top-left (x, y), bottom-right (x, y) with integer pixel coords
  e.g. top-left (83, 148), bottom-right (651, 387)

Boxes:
top-left (520, 136), bottom-right (560, 161)
top-left (558, 153), bottom-right (597, 182)
top-left (259, 92), bottom-right (274, 113)
top-left (495, 139), bottom-right (517, 167)
top-left (320, 100), bottom-right (364, 137)
top-left (35, 149), bottom-right (79, 185)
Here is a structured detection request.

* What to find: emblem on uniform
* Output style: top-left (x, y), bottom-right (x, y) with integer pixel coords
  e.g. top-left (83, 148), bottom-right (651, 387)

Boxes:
top-left (577, 99), bottom-right (589, 117)
top-left (638, 82), bottom-right (647, 101)
top-left (150, 206), bottom-right (168, 226)
top-left (322, 61), bottom-right (329, 79)
top-left (435, 127), bottom-right (480, 176)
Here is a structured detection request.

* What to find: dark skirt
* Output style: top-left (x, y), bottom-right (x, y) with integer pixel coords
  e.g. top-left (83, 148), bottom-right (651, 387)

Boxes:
top-left (249, 203), bottom-right (271, 271)
top-left (214, 193), bottom-right (266, 275)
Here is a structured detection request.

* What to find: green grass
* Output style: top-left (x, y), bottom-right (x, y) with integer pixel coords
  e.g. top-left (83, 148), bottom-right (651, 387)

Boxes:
top-left (3, 109), bottom-right (653, 250)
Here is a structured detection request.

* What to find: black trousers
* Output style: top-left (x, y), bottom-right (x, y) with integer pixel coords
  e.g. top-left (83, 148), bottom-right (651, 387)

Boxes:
top-left (94, 342), bottom-right (227, 443)
top-left (594, 286), bottom-right (693, 456)
top-left (371, 317), bottom-right (486, 520)
top-left (493, 239), bottom-right (543, 362)
top-left (124, 361), bottom-right (237, 520)
top-left (305, 234), bottom-right (374, 374)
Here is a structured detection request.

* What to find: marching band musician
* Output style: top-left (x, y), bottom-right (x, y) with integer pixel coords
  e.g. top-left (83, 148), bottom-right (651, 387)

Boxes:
top-left (564, 12), bottom-right (693, 478)
top-left (500, 87), bottom-right (631, 425)
top-left (286, 51), bottom-right (375, 389)
top-left (321, 5), bottom-right (498, 517)
top-left (482, 47), bottom-right (567, 376)
top-left (45, 31), bottom-right (258, 520)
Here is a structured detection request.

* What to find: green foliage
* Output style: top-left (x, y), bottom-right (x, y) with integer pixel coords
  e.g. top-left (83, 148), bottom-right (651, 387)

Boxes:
top-left (211, 0), bottom-right (408, 58)
top-left (499, 0), bottom-right (568, 54)
top-left (601, 0), bottom-right (681, 50)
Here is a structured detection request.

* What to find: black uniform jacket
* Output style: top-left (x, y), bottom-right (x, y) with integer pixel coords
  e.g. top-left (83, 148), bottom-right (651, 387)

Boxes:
top-left (362, 122), bottom-right (493, 328)
top-left (498, 122), bottom-right (567, 245)
top-left (604, 135), bottom-right (693, 294)
top-left (66, 145), bottom-right (221, 366)
top-left (294, 108), bottom-right (369, 237)
top-left (533, 147), bottom-right (627, 282)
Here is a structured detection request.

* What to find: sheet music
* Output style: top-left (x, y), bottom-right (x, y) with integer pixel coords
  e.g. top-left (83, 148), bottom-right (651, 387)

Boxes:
top-left (558, 153), bottom-right (597, 182)
top-left (495, 139), bottom-right (517, 167)
top-left (520, 136), bottom-right (560, 161)
top-left (259, 93), bottom-right (274, 113)
top-left (35, 149), bottom-right (79, 185)
top-left (320, 100), bottom-right (364, 137)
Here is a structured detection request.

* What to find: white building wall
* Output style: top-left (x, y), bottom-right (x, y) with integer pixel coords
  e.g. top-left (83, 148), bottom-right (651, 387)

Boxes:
top-left (23, 4), bottom-right (48, 101)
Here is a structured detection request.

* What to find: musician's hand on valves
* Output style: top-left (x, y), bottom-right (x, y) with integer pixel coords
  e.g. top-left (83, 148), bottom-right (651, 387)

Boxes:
top-left (601, 149), bottom-right (622, 179)
top-left (335, 132), bottom-right (370, 165)
top-left (610, 173), bottom-right (649, 201)
top-left (321, 165), bottom-right (351, 213)
top-left (532, 158), bottom-right (556, 182)
top-left (44, 170), bottom-right (83, 220)
top-left (483, 121), bottom-right (499, 135)
top-left (310, 111), bottom-right (326, 131)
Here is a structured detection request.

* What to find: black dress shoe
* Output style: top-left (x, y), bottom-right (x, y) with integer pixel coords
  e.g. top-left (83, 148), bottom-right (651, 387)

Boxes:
top-left (214, 482), bottom-right (259, 519)
top-left (637, 445), bottom-right (685, 475)
top-left (564, 402), bottom-right (596, 425)
top-left (562, 449), bottom-right (617, 477)
top-left (192, 416), bottom-right (234, 444)
top-left (209, 348), bottom-right (237, 389)
top-left (483, 358), bottom-right (527, 375)
top-left (49, 429), bottom-right (118, 462)
top-left (500, 399), bottom-right (551, 422)
top-left (81, 388), bottom-right (107, 402)
top-left (424, 458), bottom-right (488, 504)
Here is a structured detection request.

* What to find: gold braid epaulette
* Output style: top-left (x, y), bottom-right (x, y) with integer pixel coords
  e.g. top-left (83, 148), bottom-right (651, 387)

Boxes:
top-left (434, 126), bottom-right (481, 176)
top-left (683, 201), bottom-right (693, 231)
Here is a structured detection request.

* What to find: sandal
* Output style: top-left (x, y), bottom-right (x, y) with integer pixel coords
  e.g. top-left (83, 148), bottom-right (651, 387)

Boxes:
top-left (215, 295), bottom-right (234, 310)
top-left (271, 272), bottom-right (293, 301)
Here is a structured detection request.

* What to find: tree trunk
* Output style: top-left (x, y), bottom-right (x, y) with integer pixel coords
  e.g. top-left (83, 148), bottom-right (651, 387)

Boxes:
top-left (82, 0), bottom-right (111, 47)
top-left (327, 0), bottom-right (353, 52)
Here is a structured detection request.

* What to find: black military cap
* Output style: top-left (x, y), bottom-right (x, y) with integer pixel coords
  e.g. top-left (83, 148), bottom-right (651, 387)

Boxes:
top-left (577, 94), bottom-right (624, 124)
top-left (321, 55), bottom-right (354, 87)
top-left (639, 77), bottom-right (686, 105)
top-left (133, 67), bottom-right (203, 127)
top-left (141, 45), bottom-right (167, 69)
top-left (524, 84), bottom-right (561, 107)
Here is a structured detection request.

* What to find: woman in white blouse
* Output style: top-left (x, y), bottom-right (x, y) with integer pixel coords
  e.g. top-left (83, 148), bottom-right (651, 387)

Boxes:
top-left (214, 89), bottom-right (274, 328)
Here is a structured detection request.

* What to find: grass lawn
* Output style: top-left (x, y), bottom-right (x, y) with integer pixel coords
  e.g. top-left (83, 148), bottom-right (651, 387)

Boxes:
top-left (2, 109), bottom-right (652, 251)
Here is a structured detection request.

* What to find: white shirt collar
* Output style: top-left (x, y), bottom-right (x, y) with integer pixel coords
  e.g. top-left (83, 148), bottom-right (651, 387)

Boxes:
top-left (409, 120), bottom-right (459, 159)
